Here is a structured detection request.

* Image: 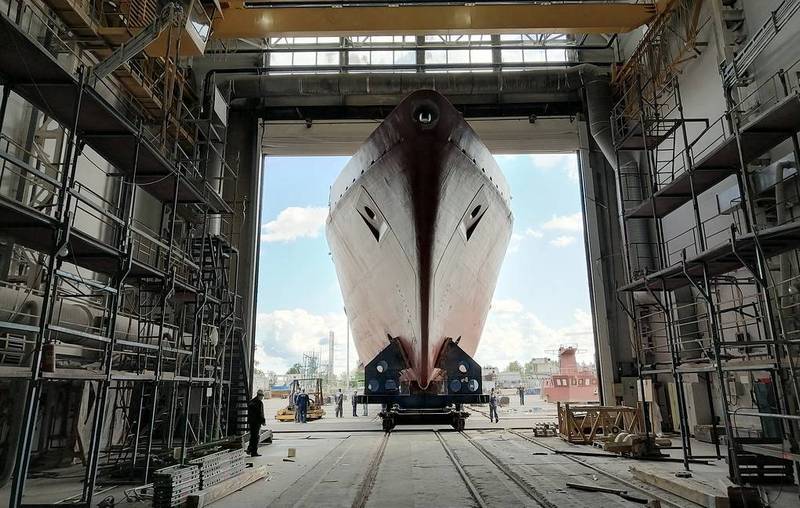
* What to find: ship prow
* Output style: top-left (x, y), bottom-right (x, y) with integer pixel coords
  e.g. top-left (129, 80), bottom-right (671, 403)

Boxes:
top-left (327, 90), bottom-right (512, 399)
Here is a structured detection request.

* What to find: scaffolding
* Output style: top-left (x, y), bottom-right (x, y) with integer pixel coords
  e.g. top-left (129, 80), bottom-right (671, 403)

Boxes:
top-left (0, 1), bottom-right (247, 506)
top-left (613, 39), bottom-right (800, 486)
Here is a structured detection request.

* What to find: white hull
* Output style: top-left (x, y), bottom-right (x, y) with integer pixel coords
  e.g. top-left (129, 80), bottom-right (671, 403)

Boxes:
top-left (326, 91), bottom-right (513, 389)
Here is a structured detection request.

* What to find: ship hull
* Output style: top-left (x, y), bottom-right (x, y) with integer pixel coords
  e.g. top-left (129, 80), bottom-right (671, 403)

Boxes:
top-left (326, 91), bottom-right (513, 390)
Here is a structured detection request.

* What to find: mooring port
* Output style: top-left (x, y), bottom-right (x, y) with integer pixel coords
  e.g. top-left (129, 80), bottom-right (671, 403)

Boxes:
top-left (412, 102), bottom-right (439, 129)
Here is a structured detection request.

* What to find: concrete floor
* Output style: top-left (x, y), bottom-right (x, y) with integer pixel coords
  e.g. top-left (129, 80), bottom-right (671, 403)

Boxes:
top-left (3, 394), bottom-right (798, 506)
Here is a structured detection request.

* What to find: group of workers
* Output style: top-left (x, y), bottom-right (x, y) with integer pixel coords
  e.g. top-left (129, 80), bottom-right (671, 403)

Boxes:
top-left (247, 386), bottom-right (518, 456)
top-left (292, 389), bottom-right (311, 423)
top-left (333, 388), bottom-right (365, 417)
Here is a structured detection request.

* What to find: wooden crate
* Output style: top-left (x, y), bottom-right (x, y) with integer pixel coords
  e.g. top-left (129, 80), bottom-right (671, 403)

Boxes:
top-left (557, 402), bottom-right (643, 444)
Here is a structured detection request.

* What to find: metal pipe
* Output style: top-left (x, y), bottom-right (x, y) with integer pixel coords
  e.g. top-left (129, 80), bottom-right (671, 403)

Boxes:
top-left (643, 281), bottom-right (690, 471)
top-left (732, 411), bottom-right (800, 421)
top-left (80, 119), bottom-right (142, 504)
top-left (143, 177), bottom-right (180, 482)
top-left (182, 207), bottom-right (211, 463)
top-left (225, 64), bottom-right (600, 99)
top-left (727, 84), bottom-right (800, 474)
top-left (0, 85), bottom-right (11, 134)
top-left (675, 79), bottom-right (722, 459)
top-left (680, 256), bottom-right (741, 483)
top-left (9, 67), bottom-right (86, 507)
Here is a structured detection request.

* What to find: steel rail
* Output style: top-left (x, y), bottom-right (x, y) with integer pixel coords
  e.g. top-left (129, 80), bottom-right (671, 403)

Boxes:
top-left (271, 425), bottom-right (537, 433)
top-left (351, 431), bottom-right (391, 508)
top-left (458, 430), bottom-right (555, 508)
top-left (506, 429), bottom-right (686, 508)
top-left (434, 430), bottom-right (490, 508)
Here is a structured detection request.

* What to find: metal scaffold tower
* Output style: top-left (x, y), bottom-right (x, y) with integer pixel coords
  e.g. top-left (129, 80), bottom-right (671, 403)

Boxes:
top-left (0, 1), bottom-right (250, 505)
top-left (612, 3), bottom-right (800, 485)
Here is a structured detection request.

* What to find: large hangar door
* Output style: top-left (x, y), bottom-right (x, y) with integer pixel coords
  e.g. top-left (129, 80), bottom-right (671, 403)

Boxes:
top-left (261, 117), bottom-right (580, 156)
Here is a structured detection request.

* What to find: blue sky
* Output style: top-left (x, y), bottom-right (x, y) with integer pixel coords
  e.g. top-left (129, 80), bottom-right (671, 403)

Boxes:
top-left (254, 153), bottom-right (594, 376)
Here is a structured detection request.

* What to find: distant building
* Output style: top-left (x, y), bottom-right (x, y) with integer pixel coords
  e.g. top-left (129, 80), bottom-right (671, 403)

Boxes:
top-left (496, 370), bottom-right (522, 388)
top-left (253, 371), bottom-right (271, 395)
top-left (526, 357), bottom-right (559, 376)
top-left (482, 366), bottom-right (498, 391)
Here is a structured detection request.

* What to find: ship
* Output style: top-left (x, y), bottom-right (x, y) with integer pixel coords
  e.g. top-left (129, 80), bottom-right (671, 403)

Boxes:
top-left (542, 347), bottom-right (599, 403)
top-left (326, 90), bottom-right (513, 430)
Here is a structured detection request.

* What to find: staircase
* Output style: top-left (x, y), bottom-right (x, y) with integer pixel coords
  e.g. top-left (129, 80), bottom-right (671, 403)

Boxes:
top-left (189, 235), bottom-right (232, 299)
top-left (222, 329), bottom-right (250, 436)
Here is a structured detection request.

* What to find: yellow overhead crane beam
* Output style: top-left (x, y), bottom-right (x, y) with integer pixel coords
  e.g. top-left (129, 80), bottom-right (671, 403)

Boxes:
top-left (210, 1), bottom-right (664, 39)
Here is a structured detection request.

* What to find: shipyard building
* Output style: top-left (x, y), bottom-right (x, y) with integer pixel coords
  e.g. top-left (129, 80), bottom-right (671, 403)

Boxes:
top-left (0, 0), bottom-right (799, 506)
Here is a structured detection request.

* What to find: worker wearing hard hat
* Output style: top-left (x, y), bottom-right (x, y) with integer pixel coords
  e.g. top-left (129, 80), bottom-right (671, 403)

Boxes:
top-left (247, 389), bottom-right (266, 456)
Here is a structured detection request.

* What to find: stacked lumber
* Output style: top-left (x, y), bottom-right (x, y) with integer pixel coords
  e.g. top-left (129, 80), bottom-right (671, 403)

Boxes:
top-left (190, 449), bottom-right (247, 489)
top-left (153, 464), bottom-right (201, 508)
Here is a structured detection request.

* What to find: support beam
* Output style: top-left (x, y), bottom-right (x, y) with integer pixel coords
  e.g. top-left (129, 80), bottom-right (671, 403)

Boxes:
top-left (577, 122), bottom-right (632, 405)
top-left (225, 110), bottom-right (262, 392)
top-left (93, 3), bottom-right (182, 80)
top-left (211, 2), bottom-right (659, 39)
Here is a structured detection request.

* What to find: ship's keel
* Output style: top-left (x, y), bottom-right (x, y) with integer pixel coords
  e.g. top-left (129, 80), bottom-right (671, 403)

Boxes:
top-left (356, 338), bottom-right (488, 431)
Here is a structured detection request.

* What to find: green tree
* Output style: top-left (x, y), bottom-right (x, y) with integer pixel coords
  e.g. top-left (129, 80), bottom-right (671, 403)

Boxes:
top-left (524, 358), bottom-right (537, 376)
top-left (286, 363), bottom-right (302, 375)
top-left (353, 368), bottom-right (365, 388)
top-left (506, 361), bottom-right (522, 373)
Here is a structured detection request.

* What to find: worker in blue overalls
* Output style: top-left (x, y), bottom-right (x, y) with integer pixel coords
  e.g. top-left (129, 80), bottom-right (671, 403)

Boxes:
top-left (292, 390), bottom-right (300, 422)
top-left (297, 389), bottom-right (309, 423)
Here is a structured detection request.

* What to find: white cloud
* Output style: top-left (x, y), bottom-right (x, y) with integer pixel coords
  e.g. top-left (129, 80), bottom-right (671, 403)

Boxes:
top-left (260, 206), bottom-right (328, 243)
top-left (549, 235), bottom-right (576, 248)
top-left (491, 298), bottom-right (524, 313)
top-left (476, 307), bottom-right (595, 369)
top-left (508, 233), bottom-right (524, 253)
top-left (525, 228), bottom-right (543, 239)
top-left (254, 308), bottom-right (356, 376)
top-left (257, 305), bottom-right (596, 378)
top-left (528, 154), bottom-right (580, 182)
top-left (542, 213), bottom-right (583, 233)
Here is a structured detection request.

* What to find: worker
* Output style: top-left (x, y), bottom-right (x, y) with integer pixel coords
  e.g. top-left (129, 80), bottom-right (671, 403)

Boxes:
top-left (335, 389), bottom-right (344, 418)
top-left (246, 389), bottom-right (266, 457)
top-left (297, 389), bottom-right (309, 423)
top-left (292, 390), bottom-right (300, 423)
top-left (489, 388), bottom-right (499, 423)
top-left (518, 385), bottom-right (525, 406)
top-left (352, 390), bottom-right (359, 417)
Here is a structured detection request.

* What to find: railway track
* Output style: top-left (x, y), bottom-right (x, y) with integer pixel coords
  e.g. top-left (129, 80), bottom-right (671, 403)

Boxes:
top-left (505, 429), bottom-right (683, 508)
top-left (273, 427), bottom-right (685, 507)
top-left (437, 430), bottom-right (556, 508)
top-left (434, 430), bottom-right (490, 508)
top-left (351, 431), bottom-right (391, 508)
